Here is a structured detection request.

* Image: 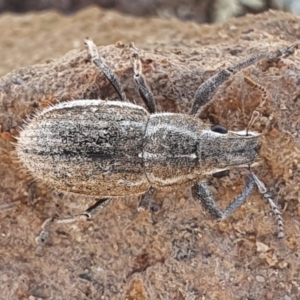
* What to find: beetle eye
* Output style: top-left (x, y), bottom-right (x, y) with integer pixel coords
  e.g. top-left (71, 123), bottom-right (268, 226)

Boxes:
top-left (211, 125), bottom-right (228, 134)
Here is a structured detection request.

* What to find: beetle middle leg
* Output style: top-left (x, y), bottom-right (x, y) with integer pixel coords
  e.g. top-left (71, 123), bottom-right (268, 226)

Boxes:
top-left (137, 186), bottom-right (160, 223)
top-left (137, 186), bottom-right (155, 211)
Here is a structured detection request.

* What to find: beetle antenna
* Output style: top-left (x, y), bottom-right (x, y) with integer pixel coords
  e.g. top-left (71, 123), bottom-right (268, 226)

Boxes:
top-left (246, 110), bottom-right (260, 136)
top-left (244, 76), bottom-right (268, 136)
top-left (250, 172), bottom-right (285, 238)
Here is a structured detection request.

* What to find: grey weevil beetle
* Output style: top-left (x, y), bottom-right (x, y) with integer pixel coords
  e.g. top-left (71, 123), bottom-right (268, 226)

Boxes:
top-left (16, 39), bottom-right (298, 249)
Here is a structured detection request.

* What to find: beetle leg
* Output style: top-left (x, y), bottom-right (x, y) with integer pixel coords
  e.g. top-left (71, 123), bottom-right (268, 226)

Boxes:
top-left (190, 42), bottom-right (299, 116)
top-left (130, 43), bottom-right (156, 113)
top-left (137, 186), bottom-right (155, 211)
top-left (137, 186), bottom-right (160, 224)
top-left (35, 197), bottom-right (110, 255)
top-left (84, 38), bottom-right (127, 102)
top-left (191, 174), bottom-right (255, 219)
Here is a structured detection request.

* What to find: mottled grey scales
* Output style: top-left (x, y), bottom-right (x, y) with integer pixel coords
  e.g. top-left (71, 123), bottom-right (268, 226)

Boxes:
top-left (144, 113), bottom-right (259, 187)
top-left (17, 100), bottom-right (149, 196)
top-left (16, 39), bottom-right (298, 248)
top-left (17, 100), bottom-right (259, 194)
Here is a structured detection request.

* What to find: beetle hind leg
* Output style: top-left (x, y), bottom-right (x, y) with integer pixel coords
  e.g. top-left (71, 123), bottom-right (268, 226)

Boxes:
top-left (35, 197), bottom-right (110, 255)
top-left (84, 38), bottom-right (127, 102)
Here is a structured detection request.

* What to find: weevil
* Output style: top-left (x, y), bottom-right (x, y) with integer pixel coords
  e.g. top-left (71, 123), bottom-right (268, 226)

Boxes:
top-left (16, 39), bottom-right (297, 248)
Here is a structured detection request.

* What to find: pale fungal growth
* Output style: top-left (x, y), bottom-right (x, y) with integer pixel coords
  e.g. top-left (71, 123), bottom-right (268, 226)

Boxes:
top-left (15, 39), bottom-right (298, 252)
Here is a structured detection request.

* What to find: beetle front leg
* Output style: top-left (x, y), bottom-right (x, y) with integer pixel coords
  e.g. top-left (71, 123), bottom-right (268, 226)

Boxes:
top-left (190, 42), bottom-right (299, 116)
top-left (35, 197), bottom-right (110, 255)
top-left (130, 43), bottom-right (156, 113)
top-left (191, 174), bottom-right (255, 219)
